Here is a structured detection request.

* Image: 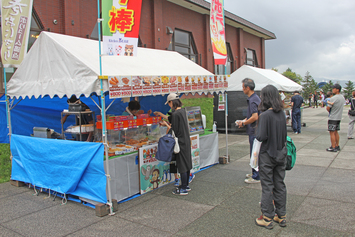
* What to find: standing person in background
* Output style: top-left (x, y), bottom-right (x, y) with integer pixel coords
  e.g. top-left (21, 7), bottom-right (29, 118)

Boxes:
top-left (326, 84), bottom-right (345, 152)
top-left (291, 91), bottom-right (304, 134)
top-left (254, 85), bottom-right (287, 229)
top-left (347, 91), bottom-right (355, 139)
top-left (308, 93), bottom-right (313, 108)
top-left (313, 91), bottom-right (318, 108)
top-left (122, 100), bottom-right (152, 116)
top-left (160, 93), bottom-right (192, 195)
top-left (236, 78), bottom-right (261, 184)
top-left (320, 91), bottom-right (325, 107)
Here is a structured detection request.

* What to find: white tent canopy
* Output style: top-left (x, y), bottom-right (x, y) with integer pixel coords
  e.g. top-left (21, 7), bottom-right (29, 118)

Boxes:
top-left (227, 65), bottom-right (302, 92)
top-left (7, 32), bottom-right (213, 99)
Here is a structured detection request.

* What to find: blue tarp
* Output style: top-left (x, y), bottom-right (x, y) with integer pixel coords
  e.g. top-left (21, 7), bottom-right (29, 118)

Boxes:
top-left (11, 134), bottom-right (107, 203)
top-left (0, 94), bottom-right (170, 143)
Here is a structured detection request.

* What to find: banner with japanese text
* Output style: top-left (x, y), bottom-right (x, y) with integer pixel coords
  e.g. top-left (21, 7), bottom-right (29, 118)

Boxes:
top-left (210, 0), bottom-right (227, 65)
top-left (102, 0), bottom-right (142, 57)
top-left (1, 0), bottom-right (33, 68)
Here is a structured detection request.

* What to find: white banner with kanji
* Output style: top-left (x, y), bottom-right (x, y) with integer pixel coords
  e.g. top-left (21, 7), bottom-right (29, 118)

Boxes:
top-left (102, 0), bottom-right (142, 57)
top-left (1, 0), bottom-right (33, 68)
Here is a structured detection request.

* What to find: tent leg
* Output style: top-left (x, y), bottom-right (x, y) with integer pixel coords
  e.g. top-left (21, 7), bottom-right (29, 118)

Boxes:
top-left (224, 92), bottom-right (229, 163)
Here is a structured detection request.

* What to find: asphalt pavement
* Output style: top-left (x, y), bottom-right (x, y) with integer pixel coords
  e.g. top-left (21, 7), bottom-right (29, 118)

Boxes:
top-left (1, 106), bottom-right (355, 237)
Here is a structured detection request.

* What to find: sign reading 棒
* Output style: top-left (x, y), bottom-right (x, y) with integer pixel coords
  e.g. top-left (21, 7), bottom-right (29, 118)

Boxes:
top-left (102, 0), bottom-right (142, 57)
top-left (1, 0), bottom-right (33, 68)
top-left (210, 0), bottom-right (227, 65)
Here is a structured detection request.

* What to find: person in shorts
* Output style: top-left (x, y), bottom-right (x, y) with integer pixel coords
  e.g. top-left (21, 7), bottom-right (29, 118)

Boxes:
top-left (326, 84), bottom-right (345, 152)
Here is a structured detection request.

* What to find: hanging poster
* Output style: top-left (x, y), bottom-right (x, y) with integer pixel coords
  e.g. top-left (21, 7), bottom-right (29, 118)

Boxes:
top-left (102, 0), bottom-right (142, 57)
top-left (177, 76), bottom-right (184, 93)
top-left (120, 76), bottom-right (132, 97)
top-left (169, 76), bottom-right (178, 93)
top-left (210, 0), bottom-right (227, 65)
top-left (1, 0), bottom-right (34, 68)
top-left (131, 76), bottom-right (143, 97)
top-left (218, 92), bottom-right (225, 111)
top-left (152, 76), bottom-right (162, 95)
top-left (139, 144), bottom-right (175, 194)
top-left (161, 76), bottom-right (170, 95)
top-left (108, 76), bottom-right (121, 98)
top-left (142, 76), bottom-right (153, 96)
top-left (208, 75), bottom-right (214, 91)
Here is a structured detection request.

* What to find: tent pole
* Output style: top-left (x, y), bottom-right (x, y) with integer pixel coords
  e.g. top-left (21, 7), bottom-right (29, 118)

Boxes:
top-left (97, 0), bottom-right (114, 215)
top-left (223, 1), bottom-right (228, 163)
top-left (3, 68), bottom-right (12, 143)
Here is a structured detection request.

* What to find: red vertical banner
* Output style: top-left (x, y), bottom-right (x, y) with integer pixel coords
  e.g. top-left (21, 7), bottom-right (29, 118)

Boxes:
top-left (102, 0), bottom-right (142, 57)
top-left (210, 0), bottom-right (227, 65)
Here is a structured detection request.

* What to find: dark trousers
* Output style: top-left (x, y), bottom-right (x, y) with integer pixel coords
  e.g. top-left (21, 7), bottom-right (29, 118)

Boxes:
top-left (249, 135), bottom-right (260, 180)
top-left (259, 151), bottom-right (287, 219)
top-left (292, 109), bottom-right (301, 133)
top-left (180, 170), bottom-right (190, 189)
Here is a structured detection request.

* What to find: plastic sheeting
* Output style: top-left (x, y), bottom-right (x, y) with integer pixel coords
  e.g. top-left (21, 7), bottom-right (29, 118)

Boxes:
top-left (11, 134), bottom-right (107, 204)
top-left (0, 94), bottom-right (170, 143)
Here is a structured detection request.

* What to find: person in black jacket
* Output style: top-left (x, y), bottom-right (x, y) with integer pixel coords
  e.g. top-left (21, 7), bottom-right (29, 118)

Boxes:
top-left (160, 93), bottom-right (192, 195)
top-left (254, 85), bottom-right (287, 229)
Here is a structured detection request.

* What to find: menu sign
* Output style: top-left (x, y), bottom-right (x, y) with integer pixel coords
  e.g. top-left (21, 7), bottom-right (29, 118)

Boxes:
top-left (169, 76), bottom-right (178, 93)
top-left (152, 76), bottom-right (162, 95)
top-left (120, 76), bottom-right (132, 97)
top-left (132, 76), bottom-right (143, 97)
top-left (161, 76), bottom-right (170, 95)
top-left (142, 76), bottom-right (153, 96)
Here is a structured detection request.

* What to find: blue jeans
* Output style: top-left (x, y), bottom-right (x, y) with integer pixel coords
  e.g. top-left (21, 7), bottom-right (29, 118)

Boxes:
top-left (292, 109), bottom-right (301, 133)
top-left (249, 135), bottom-right (260, 180)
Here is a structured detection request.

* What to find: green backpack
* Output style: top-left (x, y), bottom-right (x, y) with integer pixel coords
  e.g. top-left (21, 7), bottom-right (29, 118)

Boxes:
top-left (286, 136), bottom-right (296, 170)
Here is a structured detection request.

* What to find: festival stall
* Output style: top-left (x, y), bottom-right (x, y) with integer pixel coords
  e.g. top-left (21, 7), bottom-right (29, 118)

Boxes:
top-left (6, 32), bottom-right (226, 206)
top-left (214, 65), bottom-right (303, 132)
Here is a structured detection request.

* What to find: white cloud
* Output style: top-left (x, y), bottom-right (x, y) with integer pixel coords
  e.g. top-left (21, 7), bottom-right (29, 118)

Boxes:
top-left (205, 0), bottom-right (355, 84)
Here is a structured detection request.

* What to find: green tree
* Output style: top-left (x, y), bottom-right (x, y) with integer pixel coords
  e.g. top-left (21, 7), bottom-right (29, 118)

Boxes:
top-left (321, 80), bottom-right (334, 95)
top-left (301, 71), bottom-right (318, 101)
top-left (271, 67), bottom-right (278, 72)
top-left (343, 80), bottom-right (354, 99)
top-left (282, 68), bottom-right (303, 84)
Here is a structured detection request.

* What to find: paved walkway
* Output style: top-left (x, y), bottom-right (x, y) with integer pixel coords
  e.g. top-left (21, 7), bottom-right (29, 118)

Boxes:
top-left (1, 107), bottom-right (355, 236)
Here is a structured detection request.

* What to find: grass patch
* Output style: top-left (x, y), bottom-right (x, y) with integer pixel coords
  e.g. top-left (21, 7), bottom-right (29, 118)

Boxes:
top-left (0, 143), bottom-right (11, 183)
top-left (181, 97), bottom-right (214, 130)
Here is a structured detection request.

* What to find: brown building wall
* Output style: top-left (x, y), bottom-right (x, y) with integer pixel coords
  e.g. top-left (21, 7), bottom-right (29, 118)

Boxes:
top-left (0, 0), bottom-right (268, 94)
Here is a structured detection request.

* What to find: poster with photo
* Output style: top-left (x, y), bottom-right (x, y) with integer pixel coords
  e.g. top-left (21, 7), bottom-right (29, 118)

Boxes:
top-left (132, 76), bottom-right (143, 97)
top-left (120, 76), bottom-right (132, 97)
top-left (152, 76), bottom-right (162, 95)
top-left (190, 134), bottom-right (200, 173)
top-left (169, 76), bottom-right (178, 93)
top-left (161, 76), bottom-right (170, 95)
top-left (142, 76), bottom-right (153, 96)
top-left (177, 76), bottom-right (185, 93)
top-left (139, 144), bottom-right (174, 194)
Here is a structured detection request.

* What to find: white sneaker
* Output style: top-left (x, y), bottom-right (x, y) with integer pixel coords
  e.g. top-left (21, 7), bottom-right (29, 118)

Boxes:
top-left (245, 177), bottom-right (260, 184)
top-left (246, 173), bottom-right (253, 178)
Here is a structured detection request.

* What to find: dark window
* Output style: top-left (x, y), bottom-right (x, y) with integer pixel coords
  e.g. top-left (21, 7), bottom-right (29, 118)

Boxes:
top-left (245, 48), bottom-right (258, 67)
top-left (168, 29), bottom-right (198, 64)
top-left (214, 42), bottom-right (233, 75)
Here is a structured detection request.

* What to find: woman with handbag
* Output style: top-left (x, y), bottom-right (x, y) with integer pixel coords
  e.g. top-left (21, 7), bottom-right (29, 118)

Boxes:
top-left (254, 85), bottom-right (287, 229)
top-left (348, 91), bottom-right (355, 139)
top-left (160, 93), bottom-right (192, 195)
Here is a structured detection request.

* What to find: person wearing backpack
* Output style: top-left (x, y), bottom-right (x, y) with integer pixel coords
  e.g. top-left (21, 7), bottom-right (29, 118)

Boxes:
top-left (254, 85), bottom-right (287, 229)
top-left (160, 93), bottom-right (192, 195)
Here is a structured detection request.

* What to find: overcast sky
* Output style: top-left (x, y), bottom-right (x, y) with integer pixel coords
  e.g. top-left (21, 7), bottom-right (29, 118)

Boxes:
top-left (207, 0), bottom-right (355, 85)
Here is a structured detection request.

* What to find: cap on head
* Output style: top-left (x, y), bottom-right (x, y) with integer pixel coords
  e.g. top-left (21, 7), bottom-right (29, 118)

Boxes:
top-left (165, 93), bottom-right (179, 105)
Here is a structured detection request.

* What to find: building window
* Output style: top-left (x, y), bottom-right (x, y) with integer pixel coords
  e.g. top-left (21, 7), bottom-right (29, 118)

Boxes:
top-left (168, 29), bottom-right (198, 63)
top-left (245, 48), bottom-right (258, 67)
top-left (214, 42), bottom-right (233, 75)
